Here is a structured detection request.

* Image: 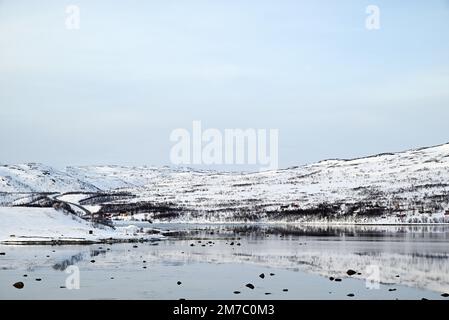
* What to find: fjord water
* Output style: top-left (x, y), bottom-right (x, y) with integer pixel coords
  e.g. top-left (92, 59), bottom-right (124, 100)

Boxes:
top-left (1, 224), bottom-right (449, 300)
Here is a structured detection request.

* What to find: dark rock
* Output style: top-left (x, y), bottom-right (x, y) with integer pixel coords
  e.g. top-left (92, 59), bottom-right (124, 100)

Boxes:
top-left (0, 252), bottom-right (5, 255)
top-left (329, 277), bottom-right (335, 281)
top-left (346, 269), bottom-right (357, 276)
top-left (88, 230), bottom-right (93, 235)
top-left (233, 291), bottom-right (241, 294)
top-left (13, 282), bottom-right (24, 289)
top-left (270, 273), bottom-right (275, 276)
top-left (246, 283), bottom-right (255, 289)
top-left (395, 275), bottom-right (400, 278)
top-left (133, 245), bottom-right (138, 248)
top-left (190, 244), bottom-right (195, 247)
top-left (441, 293), bottom-right (449, 297)
top-left (23, 275), bottom-right (27, 277)
top-left (90, 260), bottom-right (95, 263)
top-left (347, 293), bottom-right (355, 297)
top-left (177, 281), bottom-right (182, 285)
top-left (60, 286), bottom-right (66, 289)
top-left (237, 243), bottom-right (241, 246)
top-left (35, 278), bottom-right (42, 281)
top-left (230, 242), bottom-right (234, 246)
top-left (335, 278), bottom-right (342, 282)
top-left (389, 288), bottom-right (397, 292)
top-left (265, 293), bottom-right (271, 295)
top-left (259, 273), bottom-right (265, 279)
top-left (283, 289), bottom-right (288, 292)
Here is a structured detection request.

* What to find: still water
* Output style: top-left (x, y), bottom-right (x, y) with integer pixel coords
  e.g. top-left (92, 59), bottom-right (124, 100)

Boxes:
top-left (1, 224), bottom-right (449, 300)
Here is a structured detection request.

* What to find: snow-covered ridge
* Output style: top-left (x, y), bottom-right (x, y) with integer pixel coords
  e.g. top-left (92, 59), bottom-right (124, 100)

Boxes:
top-left (1, 143), bottom-right (449, 222)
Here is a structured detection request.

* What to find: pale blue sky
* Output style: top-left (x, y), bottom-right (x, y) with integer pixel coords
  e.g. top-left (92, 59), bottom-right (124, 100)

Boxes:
top-left (1, 0), bottom-right (449, 169)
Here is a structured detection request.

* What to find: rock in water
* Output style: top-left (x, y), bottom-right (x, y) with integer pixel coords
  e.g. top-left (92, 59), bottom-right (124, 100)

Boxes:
top-left (329, 277), bottom-right (335, 281)
top-left (233, 291), bottom-right (241, 294)
top-left (347, 293), bottom-right (355, 297)
top-left (259, 273), bottom-right (265, 279)
top-left (13, 282), bottom-right (24, 289)
top-left (441, 293), bottom-right (449, 297)
top-left (346, 269), bottom-right (357, 276)
top-left (177, 281), bottom-right (182, 285)
top-left (283, 289), bottom-right (288, 292)
top-left (246, 283), bottom-right (255, 290)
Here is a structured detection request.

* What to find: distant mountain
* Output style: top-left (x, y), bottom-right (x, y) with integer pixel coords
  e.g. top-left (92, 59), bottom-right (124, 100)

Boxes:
top-left (1, 143), bottom-right (449, 223)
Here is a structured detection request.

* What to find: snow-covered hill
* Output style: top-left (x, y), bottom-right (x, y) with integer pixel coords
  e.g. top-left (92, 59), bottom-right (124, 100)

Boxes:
top-left (0, 163), bottom-right (98, 193)
top-left (1, 143), bottom-right (449, 223)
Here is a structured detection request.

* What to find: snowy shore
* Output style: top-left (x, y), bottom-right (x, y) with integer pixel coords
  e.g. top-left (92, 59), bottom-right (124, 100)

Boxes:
top-left (0, 207), bottom-right (164, 245)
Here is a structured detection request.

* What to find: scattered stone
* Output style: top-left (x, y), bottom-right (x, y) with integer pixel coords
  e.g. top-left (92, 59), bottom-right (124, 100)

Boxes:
top-left (88, 230), bottom-right (93, 235)
top-left (143, 260), bottom-right (146, 263)
top-left (0, 252), bottom-right (5, 255)
top-left (246, 283), bottom-right (255, 290)
top-left (421, 298), bottom-right (428, 301)
top-left (177, 281), bottom-right (182, 285)
top-left (346, 269), bottom-right (357, 276)
top-left (133, 245), bottom-right (138, 248)
top-left (13, 282), bottom-right (24, 289)
top-left (90, 260), bottom-right (95, 263)
top-left (60, 286), bottom-right (66, 289)
top-left (282, 289), bottom-right (288, 292)
top-left (143, 266), bottom-right (147, 269)
top-left (270, 273), bottom-right (275, 276)
top-left (110, 277), bottom-right (114, 280)
top-left (395, 275), bottom-right (400, 278)
top-left (46, 255), bottom-right (50, 258)
top-left (35, 278), bottom-right (42, 281)
top-left (190, 244), bottom-right (195, 247)
top-left (237, 243), bottom-right (241, 246)
top-left (233, 291), bottom-right (241, 294)
top-left (334, 278), bottom-right (342, 282)
top-left (259, 273), bottom-right (265, 279)
top-left (347, 293), bottom-right (355, 297)
top-left (441, 293), bottom-right (449, 297)
top-left (357, 273), bottom-right (362, 275)
top-left (389, 288), bottom-right (397, 292)
top-left (23, 275), bottom-right (27, 277)
top-left (201, 245), bottom-right (206, 247)
top-left (230, 242), bottom-right (235, 246)
top-left (265, 293), bottom-right (271, 295)
top-left (329, 277), bottom-right (335, 281)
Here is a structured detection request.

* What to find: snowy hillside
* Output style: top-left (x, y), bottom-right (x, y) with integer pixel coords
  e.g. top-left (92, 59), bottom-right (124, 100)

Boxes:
top-left (1, 143), bottom-right (449, 223)
top-left (92, 143), bottom-right (449, 223)
top-left (0, 163), bottom-right (98, 193)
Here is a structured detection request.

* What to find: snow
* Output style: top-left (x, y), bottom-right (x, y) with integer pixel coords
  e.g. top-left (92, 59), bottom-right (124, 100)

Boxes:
top-left (0, 207), bottom-right (164, 244)
top-left (1, 142), bottom-right (449, 223)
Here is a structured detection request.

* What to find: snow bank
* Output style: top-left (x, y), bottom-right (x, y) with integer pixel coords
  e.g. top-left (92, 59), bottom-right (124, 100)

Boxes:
top-left (0, 207), bottom-right (164, 244)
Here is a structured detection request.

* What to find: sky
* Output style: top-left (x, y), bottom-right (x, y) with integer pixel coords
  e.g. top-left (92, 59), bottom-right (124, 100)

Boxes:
top-left (1, 0), bottom-right (449, 170)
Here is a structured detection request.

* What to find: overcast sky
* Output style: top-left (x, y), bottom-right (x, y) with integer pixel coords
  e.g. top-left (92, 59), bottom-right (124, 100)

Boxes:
top-left (1, 0), bottom-right (449, 170)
